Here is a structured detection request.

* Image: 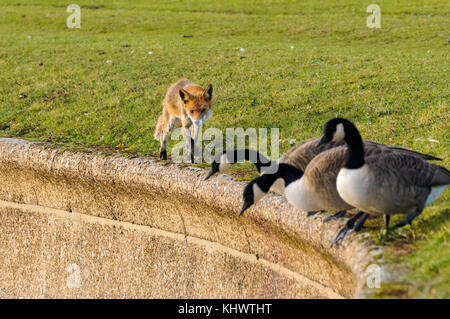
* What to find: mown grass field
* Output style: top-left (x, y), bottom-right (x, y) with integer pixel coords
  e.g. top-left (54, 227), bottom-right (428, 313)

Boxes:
top-left (0, 0), bottom-right (449, 298)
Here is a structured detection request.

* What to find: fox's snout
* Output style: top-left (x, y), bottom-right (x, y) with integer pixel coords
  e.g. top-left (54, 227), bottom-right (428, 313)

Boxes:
top-left (189, 109), bottom-right (212, 126)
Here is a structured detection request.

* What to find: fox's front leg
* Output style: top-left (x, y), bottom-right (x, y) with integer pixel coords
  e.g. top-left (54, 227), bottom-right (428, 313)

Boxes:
top-left (158, 116), bottom-right (178, 160)
top-left (159, 133), bottom-right (168, 160)
top-left (181, 115), bottom-right (195, 163)
top-left (191, 123), bottom-right (203, 162)
top-left (183, 127), bottom-right (195, 163)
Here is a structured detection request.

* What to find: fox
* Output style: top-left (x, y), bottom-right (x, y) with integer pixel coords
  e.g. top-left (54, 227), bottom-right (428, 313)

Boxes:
top-left (154, 79), bottom-right (213, 162)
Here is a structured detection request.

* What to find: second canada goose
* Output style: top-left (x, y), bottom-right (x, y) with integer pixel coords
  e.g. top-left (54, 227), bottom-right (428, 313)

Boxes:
top-left (317, 118), bottom-right (450, 244)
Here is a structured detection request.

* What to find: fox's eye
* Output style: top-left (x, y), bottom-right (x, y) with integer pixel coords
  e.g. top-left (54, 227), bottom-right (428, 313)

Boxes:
top-left (201, 109), bottom-right (205, 113)
top-left (190, 110), bottom-right (194, 114)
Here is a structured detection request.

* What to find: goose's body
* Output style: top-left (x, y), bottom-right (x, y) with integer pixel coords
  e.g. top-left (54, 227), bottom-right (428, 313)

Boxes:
top-left (336, 155), bottom-right (450, 217)
top-left (318, 118), bottom-right (450, 231)
top-left (278, 138), bottom-right (344, 171)
top-left (239, 143), bottom-right (442, 217)
top-left (284, 147), bottom-right (352, 212)
top-left (271, 139), bottom-right (346, 195)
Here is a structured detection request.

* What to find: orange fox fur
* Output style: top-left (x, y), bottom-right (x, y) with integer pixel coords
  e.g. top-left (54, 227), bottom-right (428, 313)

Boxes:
top-left (154, 79), bottom-right (213, 162)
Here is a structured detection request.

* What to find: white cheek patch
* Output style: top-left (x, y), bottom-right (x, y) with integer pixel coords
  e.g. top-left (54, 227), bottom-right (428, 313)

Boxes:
top-left (270, 177), bottom-right (285, 194)
top-left (333, 123), bottom-right (345, 141)
top-left (252, 183), bottom-right (266, 203)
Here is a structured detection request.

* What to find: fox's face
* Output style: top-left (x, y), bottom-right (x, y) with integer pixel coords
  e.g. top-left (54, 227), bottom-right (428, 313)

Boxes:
top-left (179, 84), bottom-right (213, 126)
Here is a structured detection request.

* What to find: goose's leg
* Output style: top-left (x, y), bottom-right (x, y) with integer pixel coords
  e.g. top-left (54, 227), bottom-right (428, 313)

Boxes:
top-left (323, 210), bottom-right (347, 222)
top-left (330, 211), bottom-right (364, 247)
top-left (384, 215), bottom-right (390, 229)
top-left (395, 209), bottom-right (423, 228)
top-left (354, 213), bottom-right (370, 232)
top-left (307, 210), bottom-right (322, 217)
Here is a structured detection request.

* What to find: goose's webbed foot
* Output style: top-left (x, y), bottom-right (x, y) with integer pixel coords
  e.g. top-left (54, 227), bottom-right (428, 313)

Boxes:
top-left (306, 210), bottom-right (322, 217)
top-left (354, 213), bottom-right (369, 232)
top-left (323, 210), bottom-right (347, 223)
top-left (395, 209), bottom-right (423, 228)
top-left (331, 212), bottom-right (365, 247)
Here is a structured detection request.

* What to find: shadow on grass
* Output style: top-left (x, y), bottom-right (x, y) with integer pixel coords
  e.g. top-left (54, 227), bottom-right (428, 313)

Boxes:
top-left (375, 207), bottom-right (450, 245)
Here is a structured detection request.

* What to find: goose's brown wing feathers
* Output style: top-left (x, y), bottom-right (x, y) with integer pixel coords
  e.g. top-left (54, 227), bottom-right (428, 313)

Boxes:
top-left (364, 141), bottom-right (441, 161)
top-left (366, 153), bottom-right (450, 187)
top-left (280, 138), bottom-right (345, 170)
top-left (279, 138), bottom-right (437, 173)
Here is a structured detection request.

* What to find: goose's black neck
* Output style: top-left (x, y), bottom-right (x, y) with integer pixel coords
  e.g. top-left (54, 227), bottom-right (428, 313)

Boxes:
top-left (257, 163), bottom-right (303, 192)
top-left (278, 163), bottom-right (304, 186)
top-left (344, 124), bottom-right (365, 169)
top-left (228, 149), bottom-right (272, 172)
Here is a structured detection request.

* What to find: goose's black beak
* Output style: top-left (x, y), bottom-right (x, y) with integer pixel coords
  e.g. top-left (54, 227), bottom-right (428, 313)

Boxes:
top-left (204, 168), bottom-right (216, 181)
top-left (316, 135), bottom-right (328, 147)
top-left (239, 201), bottom-right (252, 216)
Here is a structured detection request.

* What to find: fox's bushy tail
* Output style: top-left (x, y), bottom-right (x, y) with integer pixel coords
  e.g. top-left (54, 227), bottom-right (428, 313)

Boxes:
top-left (154, 106), bottom-right (170, 140)
top-left (154, 114), bottom-right (165, 140)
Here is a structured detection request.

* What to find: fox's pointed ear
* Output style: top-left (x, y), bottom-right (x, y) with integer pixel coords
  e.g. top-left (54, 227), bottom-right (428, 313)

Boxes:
top-left (203, 84), bottom-right (213, 101)
top-left (179, 89), bottom-right (190, 103)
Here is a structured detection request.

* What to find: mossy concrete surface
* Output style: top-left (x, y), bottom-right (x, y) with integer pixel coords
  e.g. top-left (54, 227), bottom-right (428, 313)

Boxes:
top-left (0, 138), bottom-right (381, 298)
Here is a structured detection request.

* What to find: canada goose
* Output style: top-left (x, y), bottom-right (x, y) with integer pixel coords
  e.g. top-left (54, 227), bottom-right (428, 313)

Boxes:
top-left (206, 138), bottom-right (440, 221)
top-left (317, 118), bottom-right (450, 244)
top-left (239, 147), bottom-right (353, 218)
top-left (238, 141), bottom-right (437, 216)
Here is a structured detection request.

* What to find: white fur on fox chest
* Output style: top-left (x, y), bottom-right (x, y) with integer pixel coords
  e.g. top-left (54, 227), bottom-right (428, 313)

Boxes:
top-left (284, 177), bottom-right (323, 212)
top-left (336, 165), bottom-right (378, 214)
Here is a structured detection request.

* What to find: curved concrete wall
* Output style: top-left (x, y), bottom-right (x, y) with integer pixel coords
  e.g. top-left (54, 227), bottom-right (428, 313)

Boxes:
top-left (0, 138), bottom-right (380, 298)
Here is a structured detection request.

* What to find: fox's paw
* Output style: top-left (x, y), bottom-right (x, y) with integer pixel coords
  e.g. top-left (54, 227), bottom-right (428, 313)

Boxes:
top-left (159, 150), bottom-right (167, 160)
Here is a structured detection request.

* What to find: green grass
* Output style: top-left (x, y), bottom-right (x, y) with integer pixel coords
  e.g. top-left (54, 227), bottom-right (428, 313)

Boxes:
top-left (0, 0), bottom-right (449, 298)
